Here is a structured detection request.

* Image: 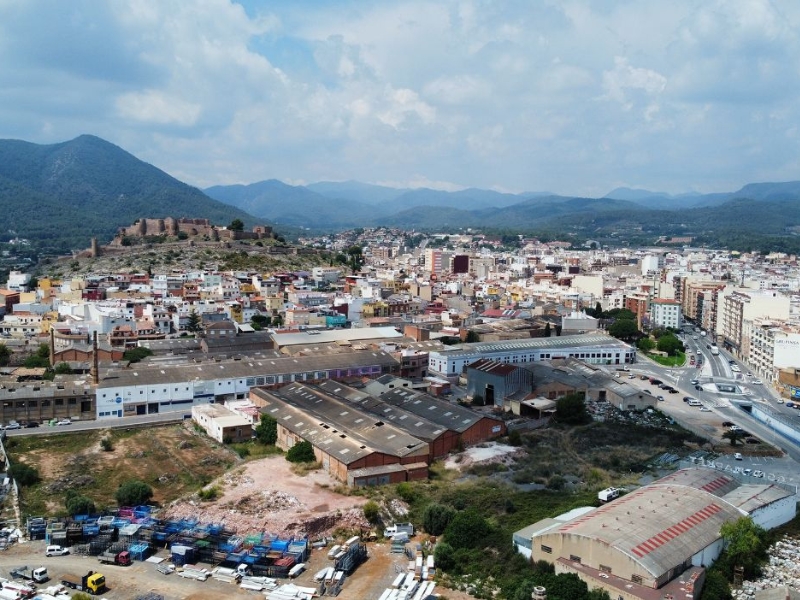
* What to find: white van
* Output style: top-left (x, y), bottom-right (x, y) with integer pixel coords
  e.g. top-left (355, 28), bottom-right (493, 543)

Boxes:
top-left (45, 545), bottom-right (69, 556)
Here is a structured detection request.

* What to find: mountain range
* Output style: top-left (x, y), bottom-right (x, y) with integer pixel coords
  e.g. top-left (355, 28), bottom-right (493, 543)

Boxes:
top-left (3, 134), bottom-right (800, 254)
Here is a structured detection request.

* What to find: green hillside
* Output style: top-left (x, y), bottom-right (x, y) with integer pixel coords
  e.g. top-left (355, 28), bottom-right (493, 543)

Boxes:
top-left (0, 135), bottom-right (257, 253)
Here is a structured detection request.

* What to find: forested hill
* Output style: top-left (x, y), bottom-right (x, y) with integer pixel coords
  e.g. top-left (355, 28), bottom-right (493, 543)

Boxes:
top-left (0, 135), bottom-right (255, 253)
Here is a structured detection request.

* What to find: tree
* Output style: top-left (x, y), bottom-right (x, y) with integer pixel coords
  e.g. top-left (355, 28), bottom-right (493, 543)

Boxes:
top-left (65, 493), bottom-right (96, 516)
top-left (362, 501), bottom-right (380, 524)
top-left (433, 542), bottom-right (455, 571)
top-left (637, 337), bottom-right (655, 352)
top-left (657, 334), bottom-right (684, 356)
top-left (607, 319), bottom-right (640, 341)
top-left (228, 218), bottom-right (245, 231)
top-left (53, 362), bottom-right (73, 375)
top-left (346, 245), bottom-right (364, 273)
top-left (544, 322), bottom-right (551, 337)
top-left (720, 517), bottom-right (769, 579)
top-left (722, 429), bottom-right (745, 446)
top-left (423, 503), bottom-right (455, 536)
top-left (464, 330), bottom-right (480, 343)
top-left (0, 344), bottom-right (10, 367)
top-left (186, 310), bottom-right (203, 333)
top-left (443, 509), bottom-right (492, 550)
top-left (9, 463), bottom-right (39, 487)
top-left (255, 414), bottom-right (278, 445)
top-left (554, 393), bottom-right (590, 425)
top-left (699, 571), bottom-right (732, 600)
top-left (286, 440), bottom-right (316, 463)
top-left (116, 480), bottom-right (154, 507)
top-left (123, 347), bottom-right (153, 364)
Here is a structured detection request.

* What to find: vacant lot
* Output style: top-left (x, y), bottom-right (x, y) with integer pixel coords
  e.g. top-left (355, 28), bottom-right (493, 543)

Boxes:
top-left (5, 423), bottom-right (238, 517)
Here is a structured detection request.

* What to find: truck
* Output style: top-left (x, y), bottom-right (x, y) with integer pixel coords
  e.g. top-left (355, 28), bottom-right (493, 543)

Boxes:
top-left (98, 550), bottom-right (131, 566)
top-left (9, 565), bottom-right (48, 583)
top-left (598, 487), bottom-right (620, 502)
top-left (384, 523), bottom-right (415, 538)
top-left (60, 571), bottom-right (106, 595)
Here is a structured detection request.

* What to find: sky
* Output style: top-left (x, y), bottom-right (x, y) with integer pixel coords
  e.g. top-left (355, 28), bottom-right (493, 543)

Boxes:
top-left (2, 0), bottom-right (800, 197)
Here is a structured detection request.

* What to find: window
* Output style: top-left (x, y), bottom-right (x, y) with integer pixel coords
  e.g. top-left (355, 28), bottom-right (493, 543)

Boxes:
top-left (600, 565), bottom-right (612, 574)
top-left (540, 545), bottom-right (552, 554)
top-left (55, 399), bottom-right (64, 406)
top-left (631, 575), bottom-right (643, 585)
top-left (569, 555), bottom-right (581, 563)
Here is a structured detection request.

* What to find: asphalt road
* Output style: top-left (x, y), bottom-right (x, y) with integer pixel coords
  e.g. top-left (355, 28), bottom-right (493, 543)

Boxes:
top-left (3, 412), bottom-right (187, 438)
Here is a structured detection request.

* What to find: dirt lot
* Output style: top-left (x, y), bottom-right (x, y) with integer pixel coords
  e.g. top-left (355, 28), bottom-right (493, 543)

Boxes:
top-left (163, 456), bottom-right (369, 537)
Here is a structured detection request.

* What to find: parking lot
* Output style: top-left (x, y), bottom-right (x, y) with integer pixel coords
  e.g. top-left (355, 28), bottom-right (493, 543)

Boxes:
top-left (691, 454), bottom-right (798, 486)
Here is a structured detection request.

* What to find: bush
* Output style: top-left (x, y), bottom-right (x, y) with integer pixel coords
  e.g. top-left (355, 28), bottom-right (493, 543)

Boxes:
top-left (65, 494), bottom-right (96, 516)
top-left (9, 463), bottom-right (39, 487)
top-left (255, 414), bottom-right (278, 445)
top-left (198, 486), bottom-right (221, 501)
top-left (100, 438), bottom-right (114, 452)
top-left (363, 501), bottom-right (380, 524)
top-left (116, 480), bottom-right (154, 506)
top-left (286, 441), bottom-right (316, 463)
top-left (396, 482), bottom-right (417, 503)
top-left (423, 503), bottom-right (455, 536)
top-left (443, 509), bottom-right (493, 550)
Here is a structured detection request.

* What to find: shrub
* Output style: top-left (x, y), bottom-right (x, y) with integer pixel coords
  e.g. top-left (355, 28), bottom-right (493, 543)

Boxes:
top-left (65, 494), bottom-right (96, 516)
top-left (286, 441), bottom-right (316, 463)
top-left (255, 414), bottom-right (278, 445)
top-left (9, 463), bottom-right (39, 487)
top-left (100, 438), bottom-right (114, 452)
top-left (423, 503), bottom-right (455, 535)
top-left (116, 480), bottom-right (153, 506)
top-left (363, 501), bottom-right (380, 524)
top-left (198, 486), bottom-right (221, 501)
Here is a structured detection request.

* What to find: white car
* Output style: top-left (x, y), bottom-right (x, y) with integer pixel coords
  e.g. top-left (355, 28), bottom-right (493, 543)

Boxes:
top-left (56, 418), bottom-right (72, 426)
top-left (3, 422), bottom-right (20, 430)
top-left (45, 545), bottom-right (69, 556)
top-left (752, 379), bottom-right (763, 385)
top-left (734, 452), bottom-right (743, 460)
top-left (699, 407), bottom-right (711, 412)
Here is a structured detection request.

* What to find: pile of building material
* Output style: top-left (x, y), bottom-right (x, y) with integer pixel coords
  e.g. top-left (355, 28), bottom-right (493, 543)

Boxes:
top-left (265, 583), bottom-right (317, 600)
top-left (376, 550), bottom-right (436, 599)
top-left (732, 536), bottom-right (800, 599)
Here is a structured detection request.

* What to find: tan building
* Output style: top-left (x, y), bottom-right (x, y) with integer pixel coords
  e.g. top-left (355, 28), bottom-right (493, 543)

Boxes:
top-left (191, 403), bottom-right (252, 443)
top-left (522, 467), bottom-right (796, 600)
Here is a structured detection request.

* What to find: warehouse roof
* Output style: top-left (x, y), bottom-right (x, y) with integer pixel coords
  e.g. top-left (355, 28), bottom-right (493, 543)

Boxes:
top-left (271, 326), bottom-right (404, 347)
top-left (541, 484), bottom-right (744, 578)
top-left (378, 388), bottom-right (500, 433)
top-left (430, 333), bottom-right (631, 358)
top-left (254, 384), bottom-right (428, 460)
top-left (317, 381), bottom-right (448, 442)
top-left (97, 350), bottom-right (399, 388)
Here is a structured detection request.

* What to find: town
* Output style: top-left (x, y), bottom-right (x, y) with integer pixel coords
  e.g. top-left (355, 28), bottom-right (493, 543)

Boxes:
top-left (0, 225), bottom-right (797, 600)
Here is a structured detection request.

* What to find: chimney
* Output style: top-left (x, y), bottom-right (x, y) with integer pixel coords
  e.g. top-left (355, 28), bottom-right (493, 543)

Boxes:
top-left (91, 331), bottom-right (99, 385)
top-left (49, 328), bottom-right (55, 366)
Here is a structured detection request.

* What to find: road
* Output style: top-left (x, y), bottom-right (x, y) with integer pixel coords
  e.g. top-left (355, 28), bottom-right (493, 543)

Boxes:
top-left (4, 411), bottom-right (187, 438)
top-left (615, 329), bottom-right (800, 467)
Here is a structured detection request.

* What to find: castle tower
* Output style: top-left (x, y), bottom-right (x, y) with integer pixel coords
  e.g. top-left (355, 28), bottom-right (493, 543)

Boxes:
top-left (90, 237), bottom-right (99, 258)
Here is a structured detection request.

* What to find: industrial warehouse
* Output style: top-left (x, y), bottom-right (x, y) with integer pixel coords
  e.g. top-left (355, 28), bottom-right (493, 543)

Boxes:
top-left (249, 379), bottom-right (505, 486)
top-left (514, 467), bottom-right (797, 600)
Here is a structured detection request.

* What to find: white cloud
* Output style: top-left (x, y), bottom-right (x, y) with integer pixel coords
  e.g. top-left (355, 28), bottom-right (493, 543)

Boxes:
top-left (0, 0), bottom-right (799, 195)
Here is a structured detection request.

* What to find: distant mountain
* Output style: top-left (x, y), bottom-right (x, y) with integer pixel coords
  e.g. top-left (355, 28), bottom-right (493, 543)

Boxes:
top-left (306, 180), bottom-right (407, 205)
top-left (604, 187), bottom-right (705, 210)
top-left (0, 135), bottom-right (255, 252)
top-left (205, 179), bottom-right (381, 228)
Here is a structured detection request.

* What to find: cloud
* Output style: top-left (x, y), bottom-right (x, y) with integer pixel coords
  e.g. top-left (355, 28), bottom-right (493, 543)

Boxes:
top-left (0, 0), bottom-right (799, 196)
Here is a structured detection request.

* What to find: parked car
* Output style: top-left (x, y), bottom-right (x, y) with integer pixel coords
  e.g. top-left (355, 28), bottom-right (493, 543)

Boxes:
top-left (56, 418), bottom-right (72, 426)
top-left (743, 469), bottom-right (752, 476)
top-left (752, 379), bottom-right (763, 385)
top-left (695, 385), bottom-right (703, 391)
top-left (733, 453), bottom-right (743, 460)
top-left (25, 421), bottom-right (39, 428)
top-left (683, 396), bottom-right (694, 403)
top-left (657, 396), bottom-right (665, 401)
top-left (640, 375), bottom-right (648, 380)
top-left (45, 545), bottom-right (69, 556)
top-left (3, 422), bottom-right (20, 430)
top-left (690, 379), bottom-right (699, 385)
top-left (787, 402), bottom-right (795, 408)
top-left (699, 407), bottom-right (711, 412)
top-left (752, 470), bottom-right (765, 478)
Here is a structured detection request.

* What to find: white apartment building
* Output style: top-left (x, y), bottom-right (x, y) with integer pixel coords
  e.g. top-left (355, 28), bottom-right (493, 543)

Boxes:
top-left (741, 316), bottom-right (800, 385)
top-left (650, 299), bottom-right (682, 329)
top-left (717, 288), bottom-right (790, 354)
